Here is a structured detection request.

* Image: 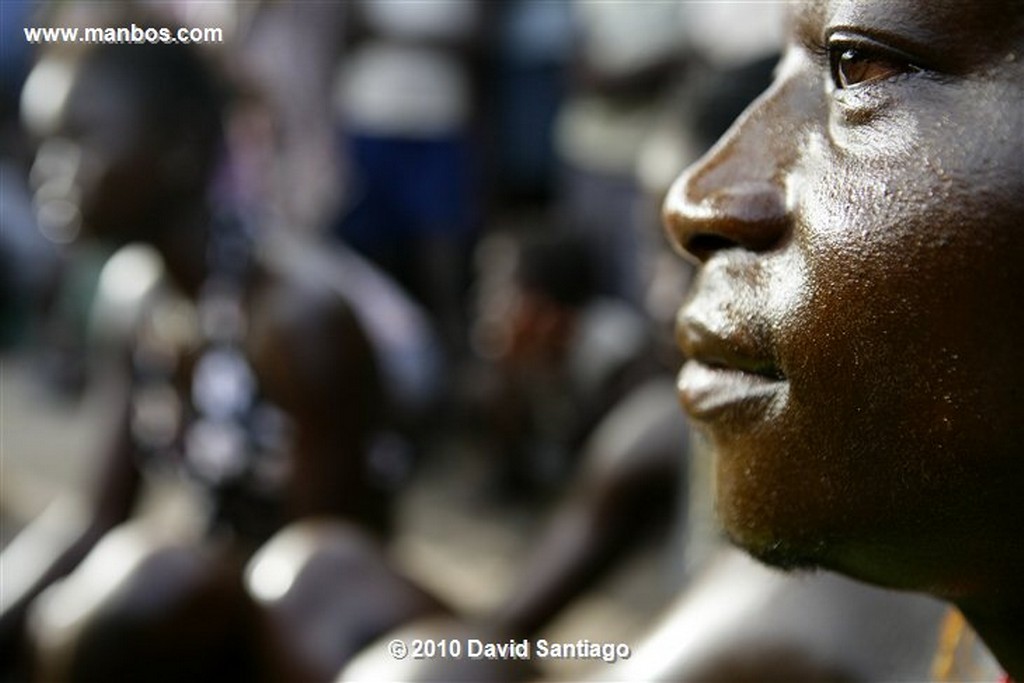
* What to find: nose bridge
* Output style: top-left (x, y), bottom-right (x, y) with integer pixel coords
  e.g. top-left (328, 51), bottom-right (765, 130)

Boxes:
top-left (664, 74), bottom-right (801, 262)
top-left (691, 89), bottom-right (790, 202)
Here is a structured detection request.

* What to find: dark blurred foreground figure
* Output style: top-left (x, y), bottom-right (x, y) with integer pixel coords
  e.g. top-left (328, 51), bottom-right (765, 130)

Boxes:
top-left (666, 0), bottom-right (1024, 680)
top-left (1, 41), bottom-right (443, 681)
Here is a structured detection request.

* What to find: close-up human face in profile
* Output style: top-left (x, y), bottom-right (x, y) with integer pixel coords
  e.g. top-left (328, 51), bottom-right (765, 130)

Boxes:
top-left (666, 0), bottom-right (1024, 600)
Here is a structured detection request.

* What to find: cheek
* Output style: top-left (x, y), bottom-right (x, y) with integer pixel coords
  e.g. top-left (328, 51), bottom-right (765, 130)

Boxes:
top-left (709, 79), bottom-right (1024, 569)
top-left (771, 134), bottom-right (1024, 522)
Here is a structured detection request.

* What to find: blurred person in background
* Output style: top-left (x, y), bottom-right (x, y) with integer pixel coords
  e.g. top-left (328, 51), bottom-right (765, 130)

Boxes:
top-left (332, 0), bottom-right (485, 359)
top-left (339, 229), bottom-right (689, 682)
top-left (482, 0), bottom-right (572, 212)
top-left (1, 34), bottom-right (444, 682)
top-left (467, 230), bottom-right (664, 499)
top-left (464, 228), bottom-right (689, 650)
top-left (553, 0), bottom-right (688, 307)
top-left (487, 377), bottom-right (689, 641)
top-left (232, 2), bottom-right (347, 233)
top-left (0, 0), bottom-right (60, 352)
top-left (229, 3), bottom-right (448, 491)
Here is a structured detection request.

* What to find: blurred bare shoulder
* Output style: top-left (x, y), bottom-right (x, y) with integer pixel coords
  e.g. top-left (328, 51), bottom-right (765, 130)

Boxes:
top-left (246, 231), bottom-right (382, 426)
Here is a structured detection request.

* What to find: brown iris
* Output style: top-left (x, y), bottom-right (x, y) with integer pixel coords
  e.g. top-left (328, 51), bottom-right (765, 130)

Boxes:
top-left (831, 46), bottom-right (911, 89)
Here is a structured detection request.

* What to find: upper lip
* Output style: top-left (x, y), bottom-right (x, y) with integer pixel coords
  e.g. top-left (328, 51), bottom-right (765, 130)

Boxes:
top-left (676, 317), bottom-right (784, 381)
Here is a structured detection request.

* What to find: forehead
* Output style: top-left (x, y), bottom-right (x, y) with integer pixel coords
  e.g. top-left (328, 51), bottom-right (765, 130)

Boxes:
top-left (794, 0), bottom-right (1024, 53)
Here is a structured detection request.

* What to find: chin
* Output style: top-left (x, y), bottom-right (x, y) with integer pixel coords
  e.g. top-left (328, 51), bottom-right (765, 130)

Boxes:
top-left (724, 527), bottom-right (827, 573)
top-left (715, 489), bottom-right (836, 574)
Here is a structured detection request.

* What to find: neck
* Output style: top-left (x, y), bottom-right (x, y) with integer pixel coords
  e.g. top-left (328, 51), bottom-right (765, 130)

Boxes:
top-left (960, 602), bottom-right (1024, 681)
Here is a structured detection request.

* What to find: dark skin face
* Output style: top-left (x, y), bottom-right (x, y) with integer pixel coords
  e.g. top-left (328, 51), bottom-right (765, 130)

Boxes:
top-left (28, 54), bottom-right (208, 249)
top-left (665, 0), bottom-right (1024, 671)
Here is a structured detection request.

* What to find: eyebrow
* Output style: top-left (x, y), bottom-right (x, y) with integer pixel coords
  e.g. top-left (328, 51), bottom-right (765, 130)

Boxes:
top-left (790, 1), bottom-right (829, 50)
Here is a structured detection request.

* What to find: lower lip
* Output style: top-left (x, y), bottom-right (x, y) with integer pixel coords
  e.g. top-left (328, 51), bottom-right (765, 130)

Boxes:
top-left (677, 360), bottom-right (786, 422)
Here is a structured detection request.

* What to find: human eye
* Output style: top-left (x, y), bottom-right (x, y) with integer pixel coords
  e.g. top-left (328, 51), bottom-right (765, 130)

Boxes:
top-left (827, 33), bottom-right (923, 90)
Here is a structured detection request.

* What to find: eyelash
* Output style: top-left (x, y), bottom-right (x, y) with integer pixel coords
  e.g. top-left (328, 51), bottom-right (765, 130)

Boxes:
top-left (807, 35), bottom-right (924, 91)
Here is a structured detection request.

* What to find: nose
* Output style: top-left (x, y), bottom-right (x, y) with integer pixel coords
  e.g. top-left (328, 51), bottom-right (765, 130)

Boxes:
top-left (663, 81), bottom-right (795, 263)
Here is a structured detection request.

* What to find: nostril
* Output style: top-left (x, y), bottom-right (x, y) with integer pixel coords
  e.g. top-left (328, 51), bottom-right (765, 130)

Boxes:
top-left (686, 234), bottom-right (738, 261)
top-left (671, 182), bottom-right (788, 261)
top-left (706, 183), bottom-right (787, 228)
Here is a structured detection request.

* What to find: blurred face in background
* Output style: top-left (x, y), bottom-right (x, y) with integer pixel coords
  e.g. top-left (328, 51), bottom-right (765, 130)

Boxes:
top-left (25, 53), bottom-right (165, 246)
top-left (24, 45), bottom-right (217, 248)
top-left (471, 235), bottom-right (578, 371)
top-left (665, 0), bottom-right (1024, 599)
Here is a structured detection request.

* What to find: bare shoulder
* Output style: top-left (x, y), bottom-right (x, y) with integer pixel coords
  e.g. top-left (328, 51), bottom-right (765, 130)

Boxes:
top-left (245, 234), bottom-right (381, 423)
top-left (620, 548), bottom-right (948, 682)
top-left (251, 233), bottom-right (361, 333)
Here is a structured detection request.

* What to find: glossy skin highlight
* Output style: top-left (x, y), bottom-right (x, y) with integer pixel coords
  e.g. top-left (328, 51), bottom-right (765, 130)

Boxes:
top-left (665, 0), bottom-right (1024, 675)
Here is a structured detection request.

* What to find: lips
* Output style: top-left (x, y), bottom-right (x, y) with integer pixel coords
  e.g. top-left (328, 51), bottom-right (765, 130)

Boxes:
top-left (676, 318), bottom-right (786, 422)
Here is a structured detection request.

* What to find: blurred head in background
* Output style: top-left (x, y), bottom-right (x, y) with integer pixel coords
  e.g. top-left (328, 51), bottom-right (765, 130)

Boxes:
top-left (472, 231), bottom-right (599, 371)
top-left (23, 40), bottom-right (225, 248)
